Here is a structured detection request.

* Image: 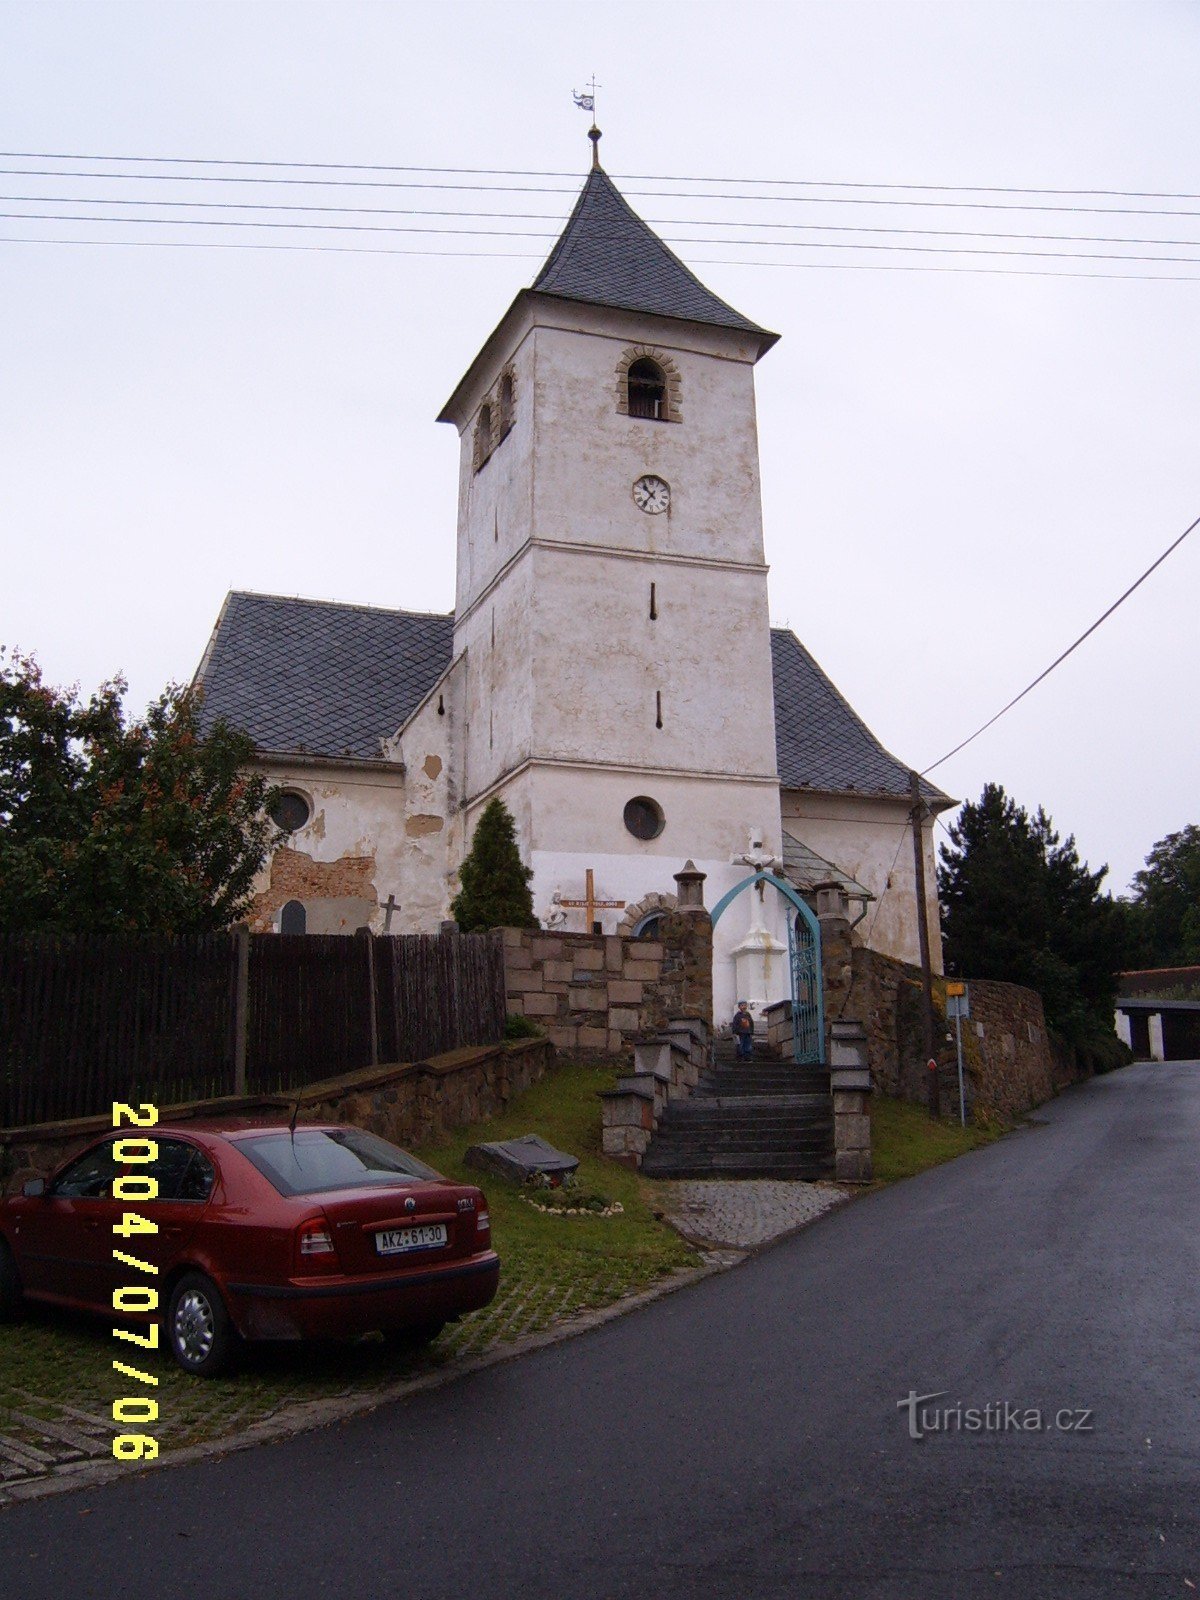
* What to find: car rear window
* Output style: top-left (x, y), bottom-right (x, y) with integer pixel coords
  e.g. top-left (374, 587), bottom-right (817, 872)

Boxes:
top-left (235, 1128), bottom-right (440, 1197)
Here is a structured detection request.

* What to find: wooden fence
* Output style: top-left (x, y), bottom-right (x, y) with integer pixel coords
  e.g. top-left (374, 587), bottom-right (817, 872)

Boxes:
top-left (0, 930), bottom-right (506, 1127)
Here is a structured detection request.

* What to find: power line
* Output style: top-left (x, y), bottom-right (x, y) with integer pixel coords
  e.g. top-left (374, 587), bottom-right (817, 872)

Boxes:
top-left (5, 166), bottom-right (1200, 220)
top-left (8, 210), bottom-right (1200, 267)
top-left (3, 149), bottom-right (1199, 202)
top-left (8, 193), bottom-right (1200, 250)
top-left (3, 233), bottom-right (1198, 283)
top-left (922, 510), bottom-right (1200, 776)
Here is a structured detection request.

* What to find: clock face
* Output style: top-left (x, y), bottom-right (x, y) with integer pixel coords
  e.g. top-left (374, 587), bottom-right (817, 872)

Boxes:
top-left (632, 474), bottom-right (671, 515)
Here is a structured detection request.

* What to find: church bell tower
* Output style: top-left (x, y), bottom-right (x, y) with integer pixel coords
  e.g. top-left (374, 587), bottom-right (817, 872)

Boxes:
top-left (438, 135), bottom-right (784, 934)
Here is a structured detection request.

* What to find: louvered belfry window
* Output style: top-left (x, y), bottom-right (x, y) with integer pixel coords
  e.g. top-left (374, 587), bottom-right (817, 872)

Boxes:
top-left (627, 358), bottom-right (667, 420)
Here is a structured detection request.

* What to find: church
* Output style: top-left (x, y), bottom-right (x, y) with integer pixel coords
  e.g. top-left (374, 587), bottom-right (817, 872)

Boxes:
top-left (195, 138), bottom-right (949, 1030)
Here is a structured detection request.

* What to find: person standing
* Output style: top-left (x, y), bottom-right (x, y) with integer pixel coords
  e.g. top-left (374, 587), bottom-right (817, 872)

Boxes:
top-left (732, 1001), bottom-right (755, 1061)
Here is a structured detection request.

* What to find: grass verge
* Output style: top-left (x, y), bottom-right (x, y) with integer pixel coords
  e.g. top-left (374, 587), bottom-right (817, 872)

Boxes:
top-left (871, 1094), bottom-right (1006, 1184)
top-left (0, 1064), bottom-right (696, 1468)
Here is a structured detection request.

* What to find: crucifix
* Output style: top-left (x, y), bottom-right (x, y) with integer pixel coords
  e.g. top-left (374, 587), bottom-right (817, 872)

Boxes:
top-left (379, 894), bottom-right (400, 932)
top-left (558, 868), bottom-right (625, 934)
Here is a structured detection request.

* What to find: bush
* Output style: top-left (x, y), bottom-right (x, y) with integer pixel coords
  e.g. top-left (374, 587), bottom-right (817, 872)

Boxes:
top-left (503, 1013), bottom-right (543, 1041)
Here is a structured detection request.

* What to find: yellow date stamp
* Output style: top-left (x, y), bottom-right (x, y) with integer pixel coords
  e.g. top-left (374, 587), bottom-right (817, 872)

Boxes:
top-left (110, 1101), bottom-right (161, 1461)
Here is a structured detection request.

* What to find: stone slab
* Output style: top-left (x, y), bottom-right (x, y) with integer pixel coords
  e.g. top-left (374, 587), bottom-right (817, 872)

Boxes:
top-left (463, 1133), bottom-right (580, 1184)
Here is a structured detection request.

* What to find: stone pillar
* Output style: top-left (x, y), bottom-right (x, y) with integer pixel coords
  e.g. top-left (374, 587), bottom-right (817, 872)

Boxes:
top-left (1114, 1009), bottom-right (1132, 1049)
top-left (673, 859), bottom-right (707, 913)
top-left (657, 862), bottom-right (712, 1029)
top-left (829, 1019), bottom-right (873, 1183)
top-left (1148, 1011), bottom-right (1166, 1062)
top-left (815, 880), bottom-right (854, 1056)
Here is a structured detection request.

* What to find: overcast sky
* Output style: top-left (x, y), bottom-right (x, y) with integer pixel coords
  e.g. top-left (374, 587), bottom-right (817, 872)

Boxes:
top-left (2, 0), bottom-right (1196, 896)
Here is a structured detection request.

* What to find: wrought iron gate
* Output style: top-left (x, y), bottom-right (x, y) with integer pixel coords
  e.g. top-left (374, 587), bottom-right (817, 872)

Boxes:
top-left (787, 911), bottom-right (824, 1064)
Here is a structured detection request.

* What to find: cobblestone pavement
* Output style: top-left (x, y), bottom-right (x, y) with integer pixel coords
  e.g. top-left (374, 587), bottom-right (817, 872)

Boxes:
top-left (654, 1179), bottom-right (850, 1263)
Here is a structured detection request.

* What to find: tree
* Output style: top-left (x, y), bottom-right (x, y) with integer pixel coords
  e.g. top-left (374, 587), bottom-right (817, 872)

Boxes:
top-left (1127, 825), bottom-right (1200, 966)
top-left (938, 783), bottom-right (1129, 1045)
top-left (450, 798), bottom-right (537, 931)
top-left (0, 652), bottom-right (277, 934)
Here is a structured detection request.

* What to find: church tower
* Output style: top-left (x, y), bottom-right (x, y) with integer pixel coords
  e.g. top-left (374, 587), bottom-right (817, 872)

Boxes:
top-left (438, 143), bottom-right (784, 937)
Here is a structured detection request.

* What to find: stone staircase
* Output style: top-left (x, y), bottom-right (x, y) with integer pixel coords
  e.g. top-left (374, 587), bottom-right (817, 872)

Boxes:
top-left (640, 1039), bottom-right (834, 1180)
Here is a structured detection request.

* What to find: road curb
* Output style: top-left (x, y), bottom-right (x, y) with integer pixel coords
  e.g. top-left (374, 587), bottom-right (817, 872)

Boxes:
top-left (0, 1257), bottom-right (726, 1508)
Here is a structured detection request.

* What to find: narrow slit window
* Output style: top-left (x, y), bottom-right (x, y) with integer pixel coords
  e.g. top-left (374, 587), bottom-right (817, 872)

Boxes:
top-left (498, 372), bottom-right (514, 436)
top-left (627, 358), bottom-right (666, 420)
top-left (649, 582), bottom-right (657, 620)
top-left (474, 403), bottom-right (492, 469)
top-left (655, 691), bottom-right (663, 729)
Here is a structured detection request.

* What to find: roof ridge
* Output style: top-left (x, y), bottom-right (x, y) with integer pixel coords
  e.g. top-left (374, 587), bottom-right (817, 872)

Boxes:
top-left (228, 589), bottom-right (453, 624)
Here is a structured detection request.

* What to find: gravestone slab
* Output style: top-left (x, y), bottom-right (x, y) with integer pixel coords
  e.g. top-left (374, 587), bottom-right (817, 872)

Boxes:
top-left (464, 1133), bottom-right (580, 1186)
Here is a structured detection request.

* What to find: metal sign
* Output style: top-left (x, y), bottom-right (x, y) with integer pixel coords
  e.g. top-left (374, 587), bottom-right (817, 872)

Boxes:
top-left (946, 985), bottom-right (970, 1019)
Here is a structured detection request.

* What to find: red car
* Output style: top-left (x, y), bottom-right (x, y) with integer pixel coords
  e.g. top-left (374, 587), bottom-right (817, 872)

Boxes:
top-left (0, 1123), bottom-right (499, 1376)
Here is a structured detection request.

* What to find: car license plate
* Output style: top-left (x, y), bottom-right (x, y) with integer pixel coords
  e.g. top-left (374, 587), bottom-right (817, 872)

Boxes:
top-left (375, 1224), bottom-right (448, 1256)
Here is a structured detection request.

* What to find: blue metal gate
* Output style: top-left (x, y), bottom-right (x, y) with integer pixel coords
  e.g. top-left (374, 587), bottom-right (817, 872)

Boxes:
top-left (786, 912), bottom-right (823, 1064)
top-left (710, 871), bottom-right (825, 1066)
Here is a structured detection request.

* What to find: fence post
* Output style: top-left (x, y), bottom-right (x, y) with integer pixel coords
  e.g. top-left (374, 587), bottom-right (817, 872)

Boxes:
top-left (361, 929), bottom-right (380, 1067)
top-left (233, 925), bottom-right (250, 1096)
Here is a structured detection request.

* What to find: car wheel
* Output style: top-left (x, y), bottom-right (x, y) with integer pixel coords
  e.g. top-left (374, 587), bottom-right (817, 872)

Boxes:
top-left (384, 1321), bottom-right (445, 1351)
top-left (0, 1240), bottom-right (24, 1321)
top-left (167, 1272), bottom-right (237, 1377)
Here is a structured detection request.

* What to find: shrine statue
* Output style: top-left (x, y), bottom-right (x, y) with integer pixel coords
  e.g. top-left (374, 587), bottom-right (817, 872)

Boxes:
top-left (543, 890), bottom-right (568, 929)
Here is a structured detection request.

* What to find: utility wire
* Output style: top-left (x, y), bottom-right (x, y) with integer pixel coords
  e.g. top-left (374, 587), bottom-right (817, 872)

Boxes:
top-left (922, 511), bottom-right (1200, 776)
top-left (3, 234), bottom-right (1198, 282)
top-left (5, 166), bottom-right (1200, 219)
top-left (8, 210), bottom-right (1200, 266)
top-left (8, 192), bottom-right (1200, 250)
top-left (3, 149), bottom-right (1199, 202)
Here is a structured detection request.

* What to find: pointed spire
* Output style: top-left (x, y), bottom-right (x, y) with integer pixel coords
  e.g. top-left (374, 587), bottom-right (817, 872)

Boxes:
top-left (532, 168), bottom-right (777, 349)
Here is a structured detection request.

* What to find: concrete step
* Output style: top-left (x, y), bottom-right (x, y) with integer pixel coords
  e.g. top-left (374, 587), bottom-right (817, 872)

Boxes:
top-left (641, 1150), bottom-right (834, 1180)
top-left (698, 1076), bottom-right (831, 1096)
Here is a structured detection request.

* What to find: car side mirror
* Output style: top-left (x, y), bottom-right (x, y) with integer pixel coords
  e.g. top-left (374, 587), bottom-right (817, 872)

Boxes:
top-left (22, 1178), bottom-right (46, 1198)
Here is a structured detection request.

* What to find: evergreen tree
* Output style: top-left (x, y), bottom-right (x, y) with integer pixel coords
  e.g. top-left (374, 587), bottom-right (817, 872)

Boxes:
top-left (450, 798), bottom-right (537, 931)
top-left (1127, 825), bottom-right (1200, 966)
top-left (0, 652), bottom-right (276, 934)
top-left (938, 782), bottom-right (1128, 1045)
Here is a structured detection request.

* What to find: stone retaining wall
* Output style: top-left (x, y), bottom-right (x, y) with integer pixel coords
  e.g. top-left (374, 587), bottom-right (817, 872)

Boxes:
top-left (0, 1038), bottom-right (552, 1190)
top-left (503, 905), bottom-right (713, 1059)
top-left (842, 945), bottom-right (1080, 1119)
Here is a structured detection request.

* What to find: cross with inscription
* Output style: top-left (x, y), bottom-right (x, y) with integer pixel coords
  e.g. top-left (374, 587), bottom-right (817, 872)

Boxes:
top-left (559, 868), bottom-right (625, 934)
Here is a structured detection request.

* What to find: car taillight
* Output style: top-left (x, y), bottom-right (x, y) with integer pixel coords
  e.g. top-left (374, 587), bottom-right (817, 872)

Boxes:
top-left (476, 1210), bottom-right (490, 1245)
top-left (295, 1218), bottom-right (340, 1274)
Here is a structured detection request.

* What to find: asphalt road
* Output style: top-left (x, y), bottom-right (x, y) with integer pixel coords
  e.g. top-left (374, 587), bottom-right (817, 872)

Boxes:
top-left (3, 1061), bottom-right (1197, 1599)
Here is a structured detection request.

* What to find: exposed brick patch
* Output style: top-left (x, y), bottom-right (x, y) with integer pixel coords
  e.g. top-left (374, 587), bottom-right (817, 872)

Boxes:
top-left (250, 846), bottom-right (377, 932)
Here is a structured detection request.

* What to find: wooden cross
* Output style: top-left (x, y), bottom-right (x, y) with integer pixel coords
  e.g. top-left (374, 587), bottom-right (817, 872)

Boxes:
top-left (380, 894), bottom-right (400, 932)
top-left (558, 868), bottom-right (625, 933)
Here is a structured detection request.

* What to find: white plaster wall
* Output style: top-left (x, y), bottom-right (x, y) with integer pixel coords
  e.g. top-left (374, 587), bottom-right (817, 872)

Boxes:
top-left (255, 661), bottom-right (465, 934)
top-left (780, 789), bottom-right (944, 971)
top-left (452, 323), bottom-right (537, 620)
top-left (452, 561), bottom-right (535, 803)
top-left (529, 544), bottom-right (777, 777)
top-left (527, 318), bottom-right (767, 567)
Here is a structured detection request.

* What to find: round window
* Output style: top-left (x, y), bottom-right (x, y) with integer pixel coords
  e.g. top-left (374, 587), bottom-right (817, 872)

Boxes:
top-left (623, 796), bottom-right (665, 841)
top-left (270, 790), bottom-right (312, 833)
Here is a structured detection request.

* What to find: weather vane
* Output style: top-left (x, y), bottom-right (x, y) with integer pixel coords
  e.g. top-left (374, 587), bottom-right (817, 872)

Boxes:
top-left (573, 76), bottom-right (602, 168)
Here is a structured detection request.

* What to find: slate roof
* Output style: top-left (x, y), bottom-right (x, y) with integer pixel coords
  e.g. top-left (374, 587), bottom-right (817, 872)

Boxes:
top-left (781, 832), bottom-right (873, 901)
top-left (770, 629), bottom-right (949, 805)
top-left (195, 593), bottom-right (944, 804)
top-left (532, 167), bottom-right (776, 345)
top-left (195, 592), bottom-right (454, 760)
